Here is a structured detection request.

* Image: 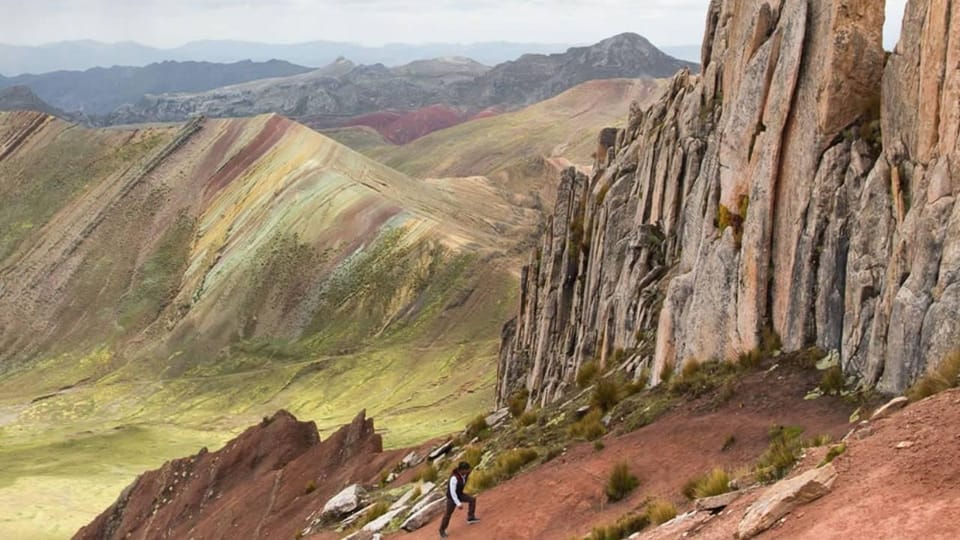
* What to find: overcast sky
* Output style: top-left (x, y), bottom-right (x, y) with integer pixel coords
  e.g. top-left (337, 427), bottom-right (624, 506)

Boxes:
top-left (1, 0), bottom-right (909, 49)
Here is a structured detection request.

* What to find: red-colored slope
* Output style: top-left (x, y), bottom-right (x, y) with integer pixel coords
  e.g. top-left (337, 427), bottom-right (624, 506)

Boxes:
top-left (74, 411), bottom-right (401, 540)
top-left (340, 105), bottom-right (502, 144)
top-left (403, 366), bottom-right (855, 540)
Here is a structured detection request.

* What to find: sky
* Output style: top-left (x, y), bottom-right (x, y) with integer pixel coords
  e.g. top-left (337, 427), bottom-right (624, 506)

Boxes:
top-left (1, 0), bottom-right (909, 49)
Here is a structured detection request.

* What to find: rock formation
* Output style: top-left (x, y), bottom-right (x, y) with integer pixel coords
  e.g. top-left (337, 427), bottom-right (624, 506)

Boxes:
top-left (74, 410), bottom-right (388, 540)
top-left (498, 0), bottom-right (960, 407)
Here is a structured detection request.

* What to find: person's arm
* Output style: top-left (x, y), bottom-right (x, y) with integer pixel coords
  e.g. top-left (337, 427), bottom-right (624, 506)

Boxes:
top-left (449, 476), bottom-right (462, 507)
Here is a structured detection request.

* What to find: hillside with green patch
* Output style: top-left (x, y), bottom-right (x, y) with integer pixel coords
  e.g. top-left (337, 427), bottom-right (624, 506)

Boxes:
top-left (0, 110), bottom-right (533, 538)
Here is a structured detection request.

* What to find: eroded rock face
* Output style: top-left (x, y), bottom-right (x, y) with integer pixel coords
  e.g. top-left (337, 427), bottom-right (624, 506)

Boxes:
top-left (498, 0), bottom-right (960, 407)
top-left (74, 410), bottom-right (390, 540)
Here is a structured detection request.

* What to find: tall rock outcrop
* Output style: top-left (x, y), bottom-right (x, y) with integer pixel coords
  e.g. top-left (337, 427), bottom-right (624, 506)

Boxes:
top-left (498, 0), bottom-right (960, 407)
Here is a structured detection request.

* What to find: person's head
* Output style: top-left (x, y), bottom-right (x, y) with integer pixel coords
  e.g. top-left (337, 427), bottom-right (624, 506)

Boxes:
top-left (456, 461), bottom-right (471, 473)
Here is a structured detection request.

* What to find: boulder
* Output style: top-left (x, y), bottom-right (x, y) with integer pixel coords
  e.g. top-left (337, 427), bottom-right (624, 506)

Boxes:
top-left (694, 490), bottom-right (743, 511)
top-left (401, 499), bottom-right (446, 531)
top-left (389, 485), bottom-right (421, 511)
top-left (485, 408), bottom-right (510, 427)
top-left (408, 489), bottom-right (443, 516)
top-left (322, 484), bottom-right (366, 518)
top-left (737, 465), bottom-right (838, 539)
top-left (401, 451), bottom-right (422, 468)
top-left (871, 396), bottom-right (909, 420)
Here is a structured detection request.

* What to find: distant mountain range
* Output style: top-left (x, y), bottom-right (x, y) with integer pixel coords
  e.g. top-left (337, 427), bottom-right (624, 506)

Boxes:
top-left (109, 33), bottom-right (697, 128)
top-left (0, 60), bottom-right (312, 115)
top-left (0, 39), bottom-right (581, 76)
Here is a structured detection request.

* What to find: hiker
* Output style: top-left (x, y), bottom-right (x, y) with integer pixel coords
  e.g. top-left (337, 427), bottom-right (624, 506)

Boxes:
top-left (439, 461), bottom-right (480, 538)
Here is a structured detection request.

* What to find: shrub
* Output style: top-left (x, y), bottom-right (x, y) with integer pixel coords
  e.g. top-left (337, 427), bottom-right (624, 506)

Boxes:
top-left (578, 360), bottom-right (601, 388)
top-left (819, 443), bottom-right (847, 467)
top-left (605, 462), bottom-right (640, 502)
top-left (304, 480), bottom-right (317, 494)
top-left (755, 425), bottom-right (805, 483)
top-left (645, 499), bottom-right (677, 525)
top-left (588, 513), bottom-right (649, 540)
top-left (508, 388), bottom-right (529, 418)
top-left (687, 468), bottom-right (733, 499)
top-left (465, 415), bottom-right (489, 438)
top-left (907, 350), bottom-right (960, 401)
top-left (592, 378), bottom-right (621, 412)
top-left (518, 410), bottom-right (539, 427)
top-left (466, 469), bottom-right (496, 491)
top-left (569, 409), bottom-right (606, 441)
top-left (414, 462), bottom-right (438, 483)
top-left (820, 365), bottom-right (845, 395)
top-left (462, 446), bottom-right (483, 468)
top-left (497, 448), bottom-right (539, 477)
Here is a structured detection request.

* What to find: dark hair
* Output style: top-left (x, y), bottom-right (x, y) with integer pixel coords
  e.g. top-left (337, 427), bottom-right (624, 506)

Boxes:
top-left (457, 461), bottom-right (471, 471)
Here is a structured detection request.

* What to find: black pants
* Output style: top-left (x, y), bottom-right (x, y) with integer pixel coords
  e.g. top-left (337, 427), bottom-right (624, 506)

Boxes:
top-left (439, 494), bottom-right (476, 532)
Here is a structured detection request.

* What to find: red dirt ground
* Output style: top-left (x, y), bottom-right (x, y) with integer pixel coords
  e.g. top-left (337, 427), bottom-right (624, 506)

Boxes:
top-left (337, 105), bottom-right (503, 144)
top-left (402, 364), bottom-right (857, 540)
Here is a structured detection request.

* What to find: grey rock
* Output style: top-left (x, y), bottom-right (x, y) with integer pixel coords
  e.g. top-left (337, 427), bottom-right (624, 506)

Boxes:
top-left (322, 484), bottom-right (366, 518)
top-left (737, 465), bottom-right (838, 539)
top-left (400, 499), bottom-right (446, 531)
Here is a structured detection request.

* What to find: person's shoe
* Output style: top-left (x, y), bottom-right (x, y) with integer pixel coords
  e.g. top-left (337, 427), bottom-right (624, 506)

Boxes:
top-left (467, 517), bottom-right (481, 524)
top-left (440, 532), bottom-right (449, 538)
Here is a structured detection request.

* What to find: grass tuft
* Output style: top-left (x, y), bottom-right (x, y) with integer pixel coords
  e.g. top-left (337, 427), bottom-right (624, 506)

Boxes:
top-left (466, 447), bottom-right (538, 492)
top-left (304, 480), bottom-right (317, 494)
top-left (568, 409), bottom-right (606, 441)
top-left (465, 415), bottom-right (489, 439)
top-left (755, 425), bottom-right (805, 483)
top-left (508, 389), bottom-right (530, 418)
top-left (518, 409), bottom-right (539, 427)
top-left (819, 365), bottom-right (845, 395)
top-left (592, 378), bottom-right (621, 412)
top-left (588, 512), bottom-right (649, 540)
top-left (645, 499), bottom-right (677, 525)
top-left (413, 462), bottom-right (438, 483)
top-left (686, 468), bottom-right (733, 499)
top-left (577, 360), bottom-right (601, 388)
top-left (818, 443), bottom-right (847, 467)
top-left (462, 446), bottom-right (483, 468)
top-left (605, 462), bottom-right (640, 502)
top-left (906, 350), bottom-right (960, 402)
top-left (352, 501), bottom-right (389, 530)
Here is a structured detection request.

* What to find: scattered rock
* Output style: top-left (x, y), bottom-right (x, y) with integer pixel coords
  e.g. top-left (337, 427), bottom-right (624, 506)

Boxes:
top-left (695, 490), bottom-right (743, 511)
top-left (408, 489), bottom-right (443, 516)
top-left (895, 441), bottom-right (915, 449)
top-left (737, 464), bottom-right (838, 539)
top-left (322, 484), bottom-right (366, 518)
top-left (401, 451), bottom-right (422, 469)
top-left (429, 440), bottom-right (454, 460)
top-left (574, 405), bottom-right (591, 419)
top-left (361, 506), bottom-right (407, 533)
top-left (401, 499), bottom-right (446, 531)
top-left (485, 408), bottom-right (510, 427)
top-left (871, 397), bottom-right (909, 420)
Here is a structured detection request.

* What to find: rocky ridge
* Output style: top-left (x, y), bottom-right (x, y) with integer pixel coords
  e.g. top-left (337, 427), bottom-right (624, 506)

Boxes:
top-left (498, 0), bottom-right (960, 407)
top-left (106, 34), bottom-right (696, 127)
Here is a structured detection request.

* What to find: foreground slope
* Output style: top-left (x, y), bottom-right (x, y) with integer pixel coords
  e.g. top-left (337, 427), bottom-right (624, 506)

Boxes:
top-left (0, 110), bottom-right (537, 538)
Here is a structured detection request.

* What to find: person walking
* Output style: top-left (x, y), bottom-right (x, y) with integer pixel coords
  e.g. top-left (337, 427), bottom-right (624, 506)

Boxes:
top-left (439, 461), bottom-right (480, 537)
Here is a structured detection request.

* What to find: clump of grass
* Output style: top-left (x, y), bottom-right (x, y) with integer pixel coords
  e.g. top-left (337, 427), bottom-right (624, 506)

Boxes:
top-left (592, 378), bottom-right (621, 412)
top-left (544, 446), bottom-right (564, 462)
top-left (820, 365), bottom-right (846, 395)
top-left (304, 480), bottom-right (317, 494)
top-left (906, 350), bottom-right (960, 402)
top-left (588, 513), bottom-right (650, 540)
top-left (594, 440), bottom-right (606, 452)
top-left (508, 388), bottom-right (529, 418)
top-left (659, 361), bottom-right (675, 384)
top-left (465, 415), bottom-right (489, 438)
top-left (685, 468), bottom-right (733, 499)
top-left (578, 360), bottom-right (601, 388)
top-left (805, 434), bottom-right (832, 448)
top-left (668, 359), bottom-right (737, 398)
top-left (413, 462), bottom-right (438, 483)
top-left (737, 348), bottom-right (763, 370)
top-left (466, 448), bottom-right (539, 492)
top-left (352, 501), bottom-right (389, 530)
top-left (518, 409), bottom-right (539, 427)
top-left (755, 425), bottom-right (805, 483)
top-left (462, 446), bottom-right (483, 468)
top-left (645, 499), bottom-right (677, 525)
top-left (408, 486), bottom-right (422, 501)
top-left (818, 443), bottom-right (847, 467)
top-left (569, 409), bottom-right (606, 441)
top-left (378, 469), bottom-right (390, 487)
top-left (606, 462), bottom-right (640, 502)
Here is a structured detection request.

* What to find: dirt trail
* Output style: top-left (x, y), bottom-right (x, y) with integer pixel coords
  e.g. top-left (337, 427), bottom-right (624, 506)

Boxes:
top-left (403, 365), bottom-right (854, 540)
